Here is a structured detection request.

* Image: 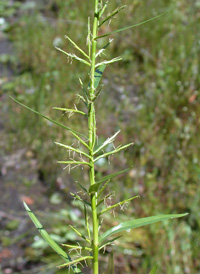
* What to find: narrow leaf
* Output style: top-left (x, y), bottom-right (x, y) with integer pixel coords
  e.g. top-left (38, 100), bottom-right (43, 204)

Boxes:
top-left (53, 107), bottom-right (87, 116)
top-left (70, 192), bottom-right (91, 207)
top-left (58, 161), bottom-right (91, 167)
top-left (10, 96), bottom-right (86, 138)
top-left (94, 130), bottom-right (121, 155)
top-left (89, 168), bottom-right (129, 194)
top-left (69, 225), bottom-right (91, 243)
top-left (98, 195), bottom-right (140, 216)
top-left (95, 56), bottom-right (122, 68)
top-left (55, 142), bottom-right (91, 159)
top-left (62, 244), bottom-right (92, 251)
top-left (98, 5), bottom-right (126, 28)
top-left (99, 236), bottom-right (122, 251)
top-left (96, 39), bottom-right (114, 58)
top-left (77, 182), bottom-right (88, 194)
top-left (94, 142), bottom-right (134, 162)
top-left (99, 213), bottom-right (188, 243)
top-left (97, 193), bottom-right (113, 207)
top-left (55, 47), bottom-right (91, 67)
top-left (99, 1), bottom-right (108, 18)
top-left (58, 256), bottom-right (93, 269)
top-left (97, 179), bottom-right (110, 199)
top-left (65, 35), bottom-right (90, 60)
top-left (95, 12), bottom-right (168, 39)
top-left (23, 202), bottom-right (83, 274)
top-left (88, 64), bottom-right (106, 89)
top-left (150, 264), bottom-right (158, 274)
top-left (96, 168), bottom-right (129, 185)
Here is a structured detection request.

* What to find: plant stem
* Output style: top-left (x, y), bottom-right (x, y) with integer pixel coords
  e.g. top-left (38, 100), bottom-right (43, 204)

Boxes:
top-left (89, 1), bottom-right (99, 273)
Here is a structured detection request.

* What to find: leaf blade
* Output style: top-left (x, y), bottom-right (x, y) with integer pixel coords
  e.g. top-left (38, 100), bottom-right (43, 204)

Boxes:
top-left (88, 64), bottom-right (107, 89)
top-left (89, 168), bottom-right (129, 194)
top-left (99, 213), bottom-right (188, 243)
top-left (23, 202), bottom-right (83, 274)
top-left (95, 12), bottom-right (168, 39)
top-left (10, 96), bottom-right (86, 138)
top-left (149, 264), bottom-right (158, 274)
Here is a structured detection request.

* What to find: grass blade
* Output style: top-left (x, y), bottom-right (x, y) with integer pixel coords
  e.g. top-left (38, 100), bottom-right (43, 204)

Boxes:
top-left (98, 195), bottom-right (140, 216)
top-left (99, 213), bottom-right (188, 243)
top-left (95, 56), bottom-right (122, 68)
top-left (94, 142), bottom-right (134, 163)
top-left (55, 47), bottom-right (91, 67)
top-left (10, 96), bottom-right (87, 138)
top-left (65, 35), bottom-right (90, 60)
top-left (89, 168), bottom-right (129, 194)
top-left (57, 256), bottom-right (93, 269)
top-left (96, 39), bottom-right (114, 58)
top-left (98, 5), bottom-right (126, 28)
top-left (96, 168), bottom-right (129, 185)
top-left (53, 107), bottom-right (87, 116)
top-left (99, 1), bottom-right (108, 18)
top-left (23, 202), bottom-right (83, 274)
top-left (99, 236), bottom-right (122, 251)
top-left (149, 264), bottom-right (158, 274)
top-left (95, 12), bottom-right (168, 39)
top-left (94, 130), bottom-right (121, 155)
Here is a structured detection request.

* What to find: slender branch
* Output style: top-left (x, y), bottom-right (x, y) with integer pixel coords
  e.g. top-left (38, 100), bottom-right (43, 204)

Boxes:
top-left (57, 256), bottom-right (93, 268)
top-left (97, 193), bottom-right (113, 207)
top-left (69, 225), bottom-right (91, 244)
top-left (94, 130), bottom-right (121, 155)
top-left (98, 195), bottom-right (140, 216)
top-left (55, 47), bottom-right (91, 67)
top-left (55, 142), bottom-right (92, 160)
top-left (65, 35), bottom-right (90, 60)
top-left (99, 1), bottom-right (108, 18)
top-left (95, 56), bottom-right (122, 68)
top-left (98, 5), bottom-right (126, 28)
top-left (94, 142), bottom-right (134, 162)
top-left (53, 107), bottom-right (87, 116)
top-left (57, 160), bottom-right (92, 167)
top-left (62, 244), bottom-right (92, 251)
top-left (70, 192), bottom-right (91, 207)
top-left (97, 180), bottom-right (110, 199)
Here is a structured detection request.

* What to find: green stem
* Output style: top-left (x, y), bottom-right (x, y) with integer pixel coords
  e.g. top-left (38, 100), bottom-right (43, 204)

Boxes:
top-left (89, 1), bottom-right (99, 274)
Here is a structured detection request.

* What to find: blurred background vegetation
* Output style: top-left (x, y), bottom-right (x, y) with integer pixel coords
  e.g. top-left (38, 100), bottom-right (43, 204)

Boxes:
top-left (0, 0), bottom-right (199, 273)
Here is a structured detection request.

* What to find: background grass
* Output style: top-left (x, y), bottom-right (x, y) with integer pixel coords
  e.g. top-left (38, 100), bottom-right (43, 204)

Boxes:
top-left (1, 0), bottom-right (199, 273)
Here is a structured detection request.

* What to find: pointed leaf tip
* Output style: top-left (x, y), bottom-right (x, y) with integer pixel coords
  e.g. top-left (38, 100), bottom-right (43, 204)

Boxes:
top-left (23, 201), bottom-right (30, 211)
top-left (149, 264), bottom-right (158, 274)
top-left (99, 213), bottom-right (188, 243)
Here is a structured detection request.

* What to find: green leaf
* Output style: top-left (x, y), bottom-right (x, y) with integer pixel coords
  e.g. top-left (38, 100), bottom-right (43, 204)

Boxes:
top-left (10, 96), bottom-right (86, 138)
top-left (106, 252), bottom-right (114, 274)
top-left (95, 12), bottom-right (168, 39)
top-left (23, 202), bottom-right (83, 274)
top-left (99, 213), bottom-right (188, 243)
top-left (88, 64), bottom-right (106, 89)
top-left (98, 5), bottom-right (127, 28)
top-left (95, 38), bottom-right (114, 58)
top-left (55, 47), bottom-right (91, 67)
top-left (89, 168), bottom-right (129, 193)
top-left (149, 264), bottom-right (158, 274)
top-left (99, 236), bottom-right (122, 250)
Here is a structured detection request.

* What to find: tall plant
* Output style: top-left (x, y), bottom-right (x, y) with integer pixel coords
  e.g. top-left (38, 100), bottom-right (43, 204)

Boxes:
top-left (11, 1), bottom-right (187, 273)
